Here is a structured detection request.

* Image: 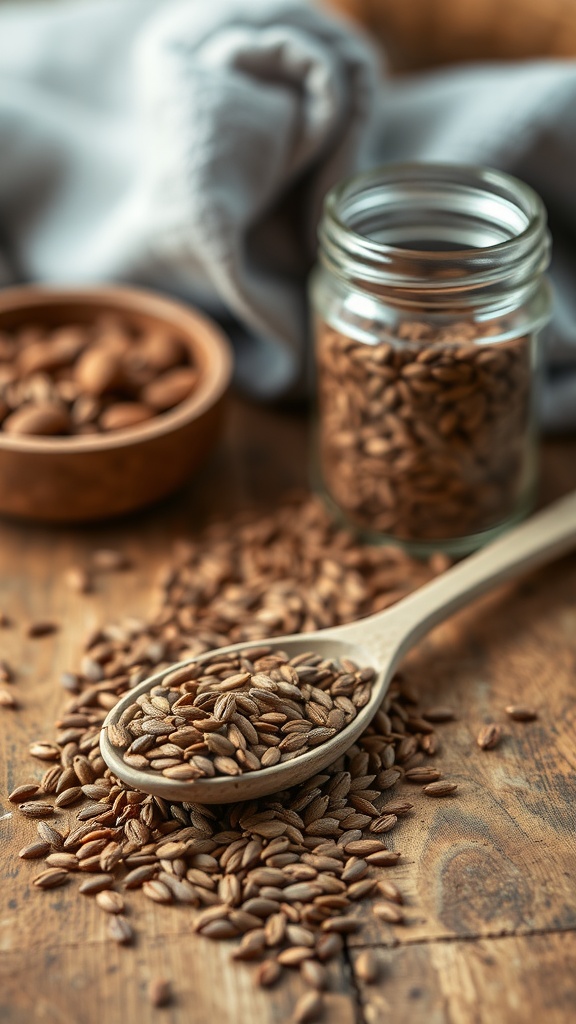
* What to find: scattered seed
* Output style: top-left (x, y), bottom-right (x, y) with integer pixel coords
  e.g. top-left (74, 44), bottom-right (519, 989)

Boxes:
top-left (421, 707), bottom-right (455, 723)
top-left (505, 705), bottom-right (538, 722)
top-left (27, 621), bottom-right (59, 638)
top-left (372, 901), bottom-right (404, 924)
top-left (96, 890), bottom-right (125, 914)
top-left (423, 781), bottom-right (458, 797)
top-left (477, 723), bottom-right (503, 750)
top-left (9, 783), bottom-right (40, 803)
top-left (18, 801), bottom-right (56, 819)
top-left (148, 978), bottom-right (172, 1008)
top-left (108, 915), bottom-right (133, 945)
top-left (293, 991), bottom-right (323, 1024)
top-left (33, 868), bottom-right (69, 889)
top-left (356, 949), bottom-right (379, 983)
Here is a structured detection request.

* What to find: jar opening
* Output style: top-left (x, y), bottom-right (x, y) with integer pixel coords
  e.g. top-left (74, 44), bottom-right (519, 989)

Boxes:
top-left (319, 163), bottom-right (550, 309)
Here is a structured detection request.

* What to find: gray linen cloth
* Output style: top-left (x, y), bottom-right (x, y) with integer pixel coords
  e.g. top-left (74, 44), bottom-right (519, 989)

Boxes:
top-left (0, 0), bottom-right (575, 427)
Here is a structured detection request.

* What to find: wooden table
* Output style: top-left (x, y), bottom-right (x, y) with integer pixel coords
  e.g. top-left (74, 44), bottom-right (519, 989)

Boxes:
top-left (1, 398), bottom-right (575, 1024)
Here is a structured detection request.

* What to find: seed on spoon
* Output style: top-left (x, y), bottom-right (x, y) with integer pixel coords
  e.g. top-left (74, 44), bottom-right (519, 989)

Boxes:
top-left (106, 649), bottom-right (376, 780)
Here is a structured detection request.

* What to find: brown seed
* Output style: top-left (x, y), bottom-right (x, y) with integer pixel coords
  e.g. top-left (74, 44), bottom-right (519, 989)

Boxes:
top-left (108, 915), bottom-right (133, 945)
top-left (9, 783), bottom-right (40, 803)
top-left (404, 767), bottom-right (442, 783)
top-left (142, 367), bottom-right (199, 412)
top-left (78, 874), bottom-right (115, 895)
top-left (27, 621), bottom-right (59, 639)
top-left (0, 687), bottom-right (17, 709)
top-left (373, 901), bottom-right (404, 924)
top-left (148, 978), bottom-right (172, 1009)
top-left (423, 781), bottom-right (458, 797)
top-left (19, 841), bottom-right (51, 859)
top-left (96, 890), bottom-right (125, 914)
top-left (100, 403), bottom-right (153, 432)
top-left (505, 705), bottom-right (538, 722)
top-left (18, 801), bottom-right (56, 819)
top-left (3, 402), bottom-right (70, 436)
top-left (293, 991), bottom-right (323, 1024)
top-left (422, 706), bottom-right (456, 723)
top-left (315, 932), bottom-right (343, 962)
top-left (356, 949), bottom-right (379, 983)
top-left (376, 880), bottom-right (403, 904)
top-left (65, 566), bottom-right (92, 594)
top-left (477, 723), bottom-right (503, 750)
top-left (301, 960), bottom-right (328, 991)
top-left (33, 868), bottom-right (69, 889)
top-left (256, 960), bottom-right (282, 988)
top-left (142, 880), bottom-right (173, 904)
top-left (91, 548), bottom-right (130, 572)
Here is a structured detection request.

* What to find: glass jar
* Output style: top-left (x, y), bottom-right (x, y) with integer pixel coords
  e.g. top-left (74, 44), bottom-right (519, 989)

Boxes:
top-left (310, 163), bottom-right (552, 555)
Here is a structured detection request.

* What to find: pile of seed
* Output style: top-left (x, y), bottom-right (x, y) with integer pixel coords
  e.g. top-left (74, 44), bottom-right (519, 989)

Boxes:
top-left (316, 318), bottom-right (531, 543)
top-left (9, 495), bottom-right (456, 1020)
top-left (109, 649), bottom-right (376, 780)
top-left (0, 315), bottom-right (199, 437)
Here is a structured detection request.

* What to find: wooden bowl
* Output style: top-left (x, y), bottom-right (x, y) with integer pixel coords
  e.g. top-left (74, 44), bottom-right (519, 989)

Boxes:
top-left (0, 285), bottom-right (233, 522)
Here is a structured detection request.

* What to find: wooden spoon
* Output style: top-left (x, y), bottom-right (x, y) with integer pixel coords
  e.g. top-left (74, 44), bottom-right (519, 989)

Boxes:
top-left (101, 490), bottom-right (576, 802)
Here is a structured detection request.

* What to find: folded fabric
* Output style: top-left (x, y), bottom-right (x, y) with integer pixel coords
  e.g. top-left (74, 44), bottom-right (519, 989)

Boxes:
top-left (0, 0), bottom-right (379, 397)
top-left (0, 0), bottom-right (575, 428)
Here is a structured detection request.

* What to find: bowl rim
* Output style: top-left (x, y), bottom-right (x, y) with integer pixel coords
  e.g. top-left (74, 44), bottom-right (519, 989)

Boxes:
top-left (0, 284), bottom-right (233, 452)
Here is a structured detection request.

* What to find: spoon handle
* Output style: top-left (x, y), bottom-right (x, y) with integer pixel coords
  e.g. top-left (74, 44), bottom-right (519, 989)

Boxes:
top-left (339, 489), bottom-right (576, 662)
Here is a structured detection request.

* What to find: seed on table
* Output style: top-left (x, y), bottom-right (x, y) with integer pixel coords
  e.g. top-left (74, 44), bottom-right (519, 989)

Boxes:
top-left (9, 783), bottom-right (40, 803)
top-left (373, 901), bottom-right (404, 924)
top-left (19, 841), bottom-right (51, 859)
top-left (366, 850), bottom-right (401, 867)
top-left (33, 868), bottom-right (69, 889)
top-left (199, 919), bottom-right (239, 940)
top-left (108, 915), bottom-right (133, 945)
top-left (36, 821), bottom-right (64, 848)
top-left (27, 621), bottom-right (59, 638)
top-left (96, 890), bottom-right (125, 914)
top-left (55, 787), bottom-right (84, 808)
top-left (148, 978), bottom-right (172, 1008)
top-left (18, 801), bottom-right (56, 819)
top-left (46, 853), bottom-right (78, 870)
top-left (477, 723), bottom-right (503, 750)
top-left (124, 865), bottom-right (158, 888)
top-left (404, 767), bottom-right (442, 783)
top-left (0, 659), bottom-right (13, 682)
top-left (320, 916), bottom-right (360, 934)
top-left (293, 991), bottom-right (324, 1024)
top-left (256, 959), bottom-right (282, 988)
top-left (78, 874), bottom-right (115, 895)
top-left (422, 706), bottom-right (455, 722)
top-left (277, 946), bottom-right (315, 967)
top-left (0, 687), bottom-right (18, 709)
top-left (505, 705), bottom-right (538, 722)
top-left (379, 800), bottom-right (413, 816)
top-left (423, 781), bottom-right (458, 797)
top-left (65, 566), bottom-right (92, 594)
top-left (301, 959), bottom-right (328, 990)
top-left (142, 880), bottom-right (173, 904)
top-left (92, 548), bottom-right (130, 572)
top-left (355, 949), bottom-right (379, 984)
top-left (28, 742), bottom-right (60, 761)
top-left (376, 880), bottom-right (403, 904)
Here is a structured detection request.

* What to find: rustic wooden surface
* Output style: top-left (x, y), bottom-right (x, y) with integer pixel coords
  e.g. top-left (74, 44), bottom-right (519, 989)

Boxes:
top-left (0, 397), bottom-right (575, 1024)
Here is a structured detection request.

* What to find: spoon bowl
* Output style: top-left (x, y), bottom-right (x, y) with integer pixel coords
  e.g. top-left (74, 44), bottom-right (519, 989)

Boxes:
top-left (101, 489), bottom-right (576, 802)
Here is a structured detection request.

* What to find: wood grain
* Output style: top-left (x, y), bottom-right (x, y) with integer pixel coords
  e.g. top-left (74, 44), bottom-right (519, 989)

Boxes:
top-left (1, 400), bottom-right (575, 1023)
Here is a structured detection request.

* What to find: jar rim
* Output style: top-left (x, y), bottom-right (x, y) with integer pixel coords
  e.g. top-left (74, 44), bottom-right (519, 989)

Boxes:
top-left (319, 162), bottom-right (550, 307)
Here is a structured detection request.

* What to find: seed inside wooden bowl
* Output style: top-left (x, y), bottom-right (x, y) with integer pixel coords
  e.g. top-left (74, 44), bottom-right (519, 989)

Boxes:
top-left (0, 316), bottom-right (200, 437)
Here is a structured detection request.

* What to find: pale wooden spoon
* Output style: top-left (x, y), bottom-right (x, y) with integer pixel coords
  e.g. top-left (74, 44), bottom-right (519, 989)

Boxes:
top-left (101, 490), bottom-right (576, 803)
